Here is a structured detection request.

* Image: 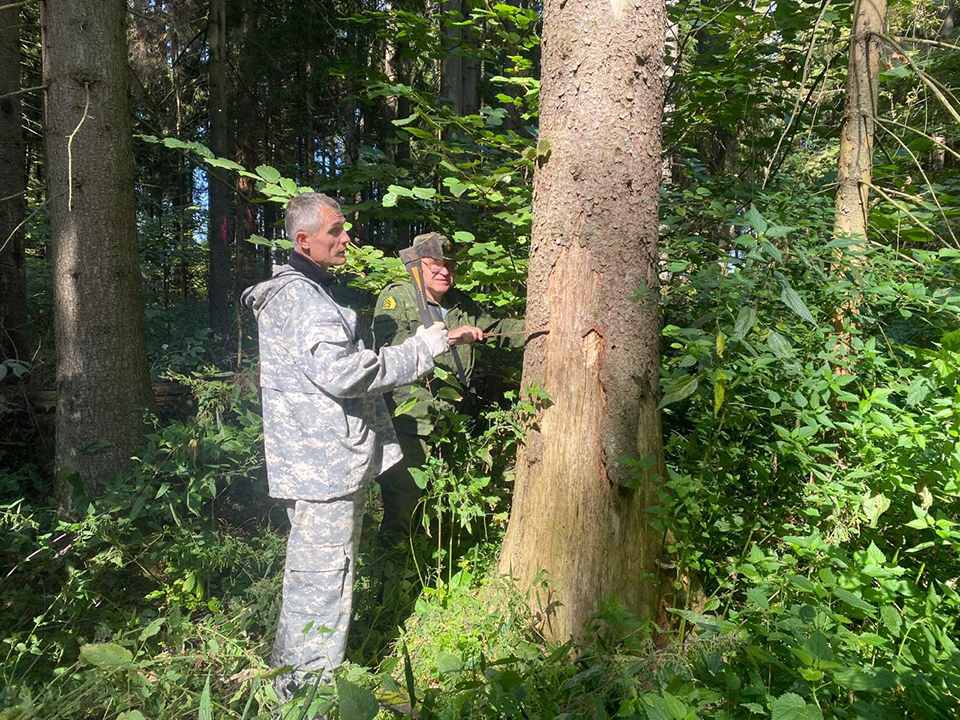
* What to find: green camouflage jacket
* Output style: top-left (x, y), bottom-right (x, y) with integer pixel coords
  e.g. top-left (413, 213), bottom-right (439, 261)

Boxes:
top-left (372, 282), bottom-right (525, 436)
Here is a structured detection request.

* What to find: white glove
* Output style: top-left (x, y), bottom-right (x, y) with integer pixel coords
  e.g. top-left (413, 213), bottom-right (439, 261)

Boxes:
top-left (415, 321), bottom-right (449, 358)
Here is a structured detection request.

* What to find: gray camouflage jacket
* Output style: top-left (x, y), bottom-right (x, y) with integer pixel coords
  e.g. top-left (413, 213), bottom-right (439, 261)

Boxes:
top-left (242, 264), bottom-right (438, 501)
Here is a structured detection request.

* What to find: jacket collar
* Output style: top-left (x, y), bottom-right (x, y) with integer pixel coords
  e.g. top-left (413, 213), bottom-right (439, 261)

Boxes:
top-left (289, 250), bottom-right (336, 287)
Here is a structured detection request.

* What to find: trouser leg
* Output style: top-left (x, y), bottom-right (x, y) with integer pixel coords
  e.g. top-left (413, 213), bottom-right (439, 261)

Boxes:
top-left (377, 432), bottom-right (427, 540)
top-left (271, 490), bottom-right (365, 699)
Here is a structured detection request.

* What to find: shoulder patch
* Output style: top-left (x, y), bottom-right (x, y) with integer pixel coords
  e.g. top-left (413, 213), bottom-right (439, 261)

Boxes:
top-left (381, 295), bottom-right (397, 310)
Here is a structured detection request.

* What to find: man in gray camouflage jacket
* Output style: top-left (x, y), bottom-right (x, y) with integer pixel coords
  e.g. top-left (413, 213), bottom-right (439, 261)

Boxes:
top-left (242, 193), bottom-right (481, 700)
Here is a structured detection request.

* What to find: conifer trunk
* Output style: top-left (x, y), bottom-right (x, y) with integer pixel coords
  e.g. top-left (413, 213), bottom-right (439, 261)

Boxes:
top-left (499, 0), bottom-right (669, 644)
top-left (440, 0), bottom-right (479, 116)
top-left (41, 0), bottom-right (154, 498)
top-left (207, 0), bottom-right (231, 338)
top-left (0, 4), bottom-right (28, 361)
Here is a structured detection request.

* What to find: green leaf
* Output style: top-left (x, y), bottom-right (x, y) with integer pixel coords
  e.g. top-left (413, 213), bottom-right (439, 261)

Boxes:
top-left (453, 230), bottom-right (475, 243)
top-left (393, 397), bottom-right (419, 417)
top-left (387, 184), bottom-right (414, 198)
top-left (117, 713), bottom-right (145, 720)
top-left (139, 617), bottom-right (164, 642)
top-left (713, 376), bottom-right (725, 416)
top-left (833, 588), bottom-right (877, 614)
top-left (79, 643), bottom-right (134, 669)
top-left (409, 468), bottom-right (428, 490)
top-left (880, 606), bottom-right (902, 635)
top-left (435, 651), bottom-right (462, 675)
top-left (382, 192), bottom-right (398, 208)
top-left (199, 674), bottom-right (213, 720)
top-left (941, 329), bottom-right (960, 352)
top-left (401, 641), bottom-right (418, 709)
top-left (767, 331), bottom-right (794, 358)
top-left (778, 279), bottom-right (817, 324)
top-left (411, 186), bottom-right (436, 200)
top-left (245, 234), bottom-right (274, 248)
top-left (762, 240), bottom-right (783, 263)
top-left (771, 692), bottom-right (823, 720)
top-left (744, 205), bottom-right (768, 234)
top-left (746, 587), bottom-right (769, 610)
top-left (391, 112), bottom-right (418, 126)
top-left (206, 156), bottom-right (246, 172)
top-left (766, 225), bottom-right (798, 238)
top-left (905, 376), bottom-right (930, 406)
top-left (255, 165), bottom-right (281, 183)
top-left (336, 676), bottom-right (380, 720)
top-left (435, 387), bottom-right (463, 401)
top-left (734, 306), bottom-right (757, 339)
top-left (834, 666), bottom-right (899, 692)
top-left (862, 493), bottom-right (890, 527)
top-left (660, 375), bottom-right (698, 409)
top-left (443, 176), bottom-right (469, 198)
top-left (881, 64), bottom-right (912, 80)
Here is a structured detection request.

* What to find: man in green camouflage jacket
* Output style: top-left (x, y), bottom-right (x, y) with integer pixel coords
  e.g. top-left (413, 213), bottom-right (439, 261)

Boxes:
top-left (372, 232), bottom-right (525, 541)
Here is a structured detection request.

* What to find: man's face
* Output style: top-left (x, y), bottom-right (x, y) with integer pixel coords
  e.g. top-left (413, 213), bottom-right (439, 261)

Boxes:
top-left (296, 205), bottom-right (349, 268)
top-left (422, 257), bottom-right (456, 299)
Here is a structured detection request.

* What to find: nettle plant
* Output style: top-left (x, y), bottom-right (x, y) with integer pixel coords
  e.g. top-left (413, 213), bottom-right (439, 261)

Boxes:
top-left (650, 181), bottom-right (960, 717)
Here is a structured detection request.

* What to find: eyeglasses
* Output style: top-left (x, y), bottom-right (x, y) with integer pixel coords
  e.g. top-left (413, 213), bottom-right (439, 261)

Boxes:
top-left (422, 259), bottom-right (456, 273)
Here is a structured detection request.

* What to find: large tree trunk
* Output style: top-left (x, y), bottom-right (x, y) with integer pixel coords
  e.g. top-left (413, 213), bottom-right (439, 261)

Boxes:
top-left (41, 0), bottom-right (154, 498)
top-left (833, 0), bottom-right (886, 245)
top-left (0, 5), bottom-right (28, 361)
top-left (207, 0), bottom-right (231, 339)
top-left (498, 0), bottom-right (669, 644)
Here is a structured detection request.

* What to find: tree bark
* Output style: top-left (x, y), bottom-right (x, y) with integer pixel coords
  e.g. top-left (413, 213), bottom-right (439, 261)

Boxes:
top-left (440, 0), bottom-right (479, 116)
top-left (498, 0), bottom-right (669, 644)
top-left (384, 0), bottom-right (411, 248)
top-left (833, 0), bottom-right (886, 245)
top-left (0, 4), bottom-right (28, 361)
top-left (207, 0), bottom-right (231, 339)
top-left (234, 0), bottom-right (260, 291)
top-left (832, 0), bottom-right (886, 341)
top-left (41, 0), bottom-right (154, 498)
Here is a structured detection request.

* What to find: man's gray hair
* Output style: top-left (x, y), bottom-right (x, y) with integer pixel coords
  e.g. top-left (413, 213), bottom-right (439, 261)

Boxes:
top-left (285, 192), bottom-right (341, 240)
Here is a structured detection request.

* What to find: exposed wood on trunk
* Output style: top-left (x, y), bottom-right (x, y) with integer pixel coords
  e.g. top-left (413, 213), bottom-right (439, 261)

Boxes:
top-left (499, 0), bottom-right (671, 644)
top-left (41, 0), bottom-right (155, 499)
top-left (0, 3), bottom-right (28, 360)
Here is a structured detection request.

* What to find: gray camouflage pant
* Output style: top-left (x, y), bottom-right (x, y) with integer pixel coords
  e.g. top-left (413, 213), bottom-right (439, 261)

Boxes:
top-left (272, 490), bottom-right (364, 695)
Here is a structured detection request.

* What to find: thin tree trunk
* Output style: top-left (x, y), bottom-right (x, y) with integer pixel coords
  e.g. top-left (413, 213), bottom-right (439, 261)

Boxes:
top-left (384, 0), bottom-right (411, 248)
top-left (0, 4), bottom-right (28, 361)
top-left (440, 0), bottom-right (478, 231)
top-left (234, 0), bottom-right (260, 290)
top-left (833, 0), bottom-right (886, 244)
top-left (440, 0), bottom-right (478, 116)
top-left (207, 0), bottom-right (231, 339)
top-left (498, 0), bottom-right (670, 644)
top-left (42, 0), bottom-right (154, 499)
top-left (832, 0), bottom-right (886, 337)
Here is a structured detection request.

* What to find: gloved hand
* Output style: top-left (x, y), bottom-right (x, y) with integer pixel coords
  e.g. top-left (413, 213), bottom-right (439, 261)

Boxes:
top-left (415, 321), bottom-right (449, 358)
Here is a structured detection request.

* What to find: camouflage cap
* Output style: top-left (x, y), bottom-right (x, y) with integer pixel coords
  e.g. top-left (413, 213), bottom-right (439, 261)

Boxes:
top-left (399, 232), bottom-right (456, 264)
